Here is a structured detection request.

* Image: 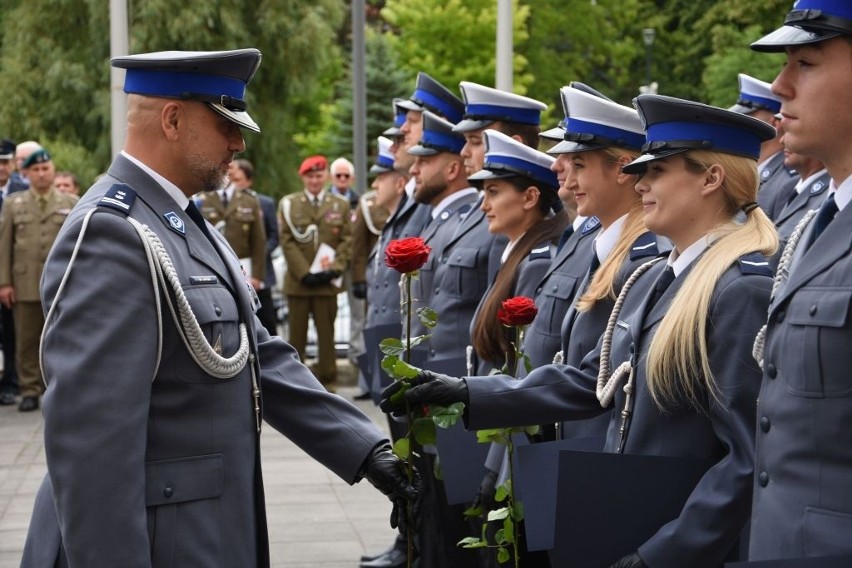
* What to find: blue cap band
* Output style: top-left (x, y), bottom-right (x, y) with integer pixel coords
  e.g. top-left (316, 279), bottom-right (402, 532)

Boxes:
top-left (647, 120), bottom-right (763, 159)
top-left (375, 155), bottom-right (394, 169)
top-left (124, 69), bottom-right (246, 101)
top-left (484, 155), bottom-right (558, 188)
top-left (394, 110), bottom-right (406, 127)
top-left (796, 0), bottom-right (852, 20)
top-left (464, 103), bottom-right (541, 125)
top-left (413, 88), bottom-right (463, 123)
top-left (740, 94), bottom-right (782, 113)
top-left (420, 129), bottom-right (465, 154)
top-left (566, 117), bottom-right (645, 150)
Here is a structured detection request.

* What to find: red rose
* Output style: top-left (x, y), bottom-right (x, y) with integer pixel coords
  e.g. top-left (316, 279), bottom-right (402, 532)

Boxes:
top-left (497, 296), bottom-right (538, 327)
top-left (384, 237), bottom-right (432, 274)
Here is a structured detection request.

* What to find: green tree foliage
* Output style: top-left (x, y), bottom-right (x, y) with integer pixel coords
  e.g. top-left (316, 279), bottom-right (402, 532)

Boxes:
top-left (305, 29), bottom-right (411, 170)
top-left (0, 0), bottom-right (346, 197)
top-left (381, 0), bottom-right (533, 96)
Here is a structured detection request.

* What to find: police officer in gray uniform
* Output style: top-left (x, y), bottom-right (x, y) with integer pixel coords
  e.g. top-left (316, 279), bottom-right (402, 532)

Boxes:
top-left (729, 73), bottom-right (798, 221)
top-left (774, 142), bottom-right (829, 246)
top-left (749, 1), bottom-right (852, 561)
top-left (20, 49), bottom-right (416, 568)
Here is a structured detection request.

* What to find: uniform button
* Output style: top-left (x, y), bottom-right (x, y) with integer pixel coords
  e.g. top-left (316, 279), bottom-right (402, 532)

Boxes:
top-left (214, 305), bottom-right (222, 316)
top-left (629, 343), bottom-right (635, 355)
top-left (381, 307), bottom-right (387, 313)
top-left (758, 471), bottom-right (769, 487)
top-left (809, 305), bottom-right (818, 316)
top-left (760, 416), bottom-right (770, 432)
top-left (163, 486), bottom-right (174, 498)
top-left (766, 364), bottom-right (777, 379)
top-left (535, 287), bottom-right (542, 295)
top-left (552, 285), bottom-right (558, 292)
top-left (775, 310), bottom-right (785, 323)
top-left (434, 288), bottom-right (440, 295)
top-left (430, 349), bottom-right (436, 356)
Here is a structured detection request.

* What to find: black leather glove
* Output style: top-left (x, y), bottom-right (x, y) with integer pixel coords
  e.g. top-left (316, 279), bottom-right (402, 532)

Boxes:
top-left (352, 281), bottom-right (367, 300)
top-left (301, 272), bottom-right (323, 286)
top-left (362, 444), bottom-right (421, 534)
top-left (379, 370), bottom-right (469, 416)
top-left (610, 551), bottom-right (647, 568)
top-left (472, 469), bottom-right (498, 514)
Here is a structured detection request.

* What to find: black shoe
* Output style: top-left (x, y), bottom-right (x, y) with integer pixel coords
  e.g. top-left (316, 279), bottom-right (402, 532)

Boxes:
top-left (0, 392), bottom-right (15, 405)
top-left (354, 391), bottom-right (371, 401)
top-left (18, 396), bottom-right (38, 412)
top-left (360, 546), bottom-right (407, 568)
top-left (360, 536), bottom-right (406, 563)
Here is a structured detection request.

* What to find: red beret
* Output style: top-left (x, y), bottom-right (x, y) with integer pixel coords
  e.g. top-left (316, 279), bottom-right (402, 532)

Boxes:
top-left (298, 155), bottom-right (328, 175)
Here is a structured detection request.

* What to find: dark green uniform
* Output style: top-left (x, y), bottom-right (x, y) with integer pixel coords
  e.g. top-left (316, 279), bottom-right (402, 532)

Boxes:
top-left (197, 189), bottom-right (266, 282)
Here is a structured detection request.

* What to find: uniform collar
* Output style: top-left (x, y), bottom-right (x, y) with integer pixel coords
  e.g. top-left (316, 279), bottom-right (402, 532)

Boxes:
top-left (431, 187), bottom-right (478, 219)
top-left (830, 175), bottom-right (852, 213)
top-left (593, 213), bottom-right (628, 265)
top-left (121, 150), bottom-right (189, 209)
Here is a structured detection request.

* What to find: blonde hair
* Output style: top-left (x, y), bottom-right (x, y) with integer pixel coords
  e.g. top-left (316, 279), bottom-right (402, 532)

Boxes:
top-left (645, 150), bottom-right (778, 410)
top-left (576, 146), bottom-right (642, 312)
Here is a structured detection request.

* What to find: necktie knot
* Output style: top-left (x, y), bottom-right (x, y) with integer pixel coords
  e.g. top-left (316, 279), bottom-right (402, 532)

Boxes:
top-left (645, 265), bottom-right (676, 317)
top-left (186, 201), bottom-right (214, 242)
top-left (806, 193), bottom-right (838, 251)
top-left (37, 196), bottom-right (47, 211)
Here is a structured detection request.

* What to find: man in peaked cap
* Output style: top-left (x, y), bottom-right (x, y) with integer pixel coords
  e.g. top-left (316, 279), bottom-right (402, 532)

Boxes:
top-left (0, 138), bottom-right (26, 406)
top-left (21, 50), bottom-right (417, 568)
top-left (0, 149), bottom-right (78, 412)
top-left (729, 73), bottom-right (797, 220)
top-left (748, 0), bottom-right (852, 561)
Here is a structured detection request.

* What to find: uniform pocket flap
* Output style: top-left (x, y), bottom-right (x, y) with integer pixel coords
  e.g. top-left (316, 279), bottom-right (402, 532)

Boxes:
top-left (146, 454), bottom-right (224, 507)
top-left (447, 247), bottom-right (478, 268)
top-left (541, 274), bottom-right (578, 300)
top-left (182, 285), bottom-right (239, 324)
top-left (804, 506), bottom-right (852, 556)
top-left (788, 288), bottom-right (852, 327)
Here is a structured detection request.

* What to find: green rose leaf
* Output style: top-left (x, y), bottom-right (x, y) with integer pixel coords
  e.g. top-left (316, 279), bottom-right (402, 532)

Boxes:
top-left (458, 537), bottom-right (487, 549)
top-left (393, 437), bottom-right (410, 460)
top-left (430, 402), bottom-right (465, 428)
top-left (513, 500), bottom-right (524, 521)
top-left (523, 353), bottom-right (532, 374)
top-left (487, 506), bottom-right (510, 522)
top-left (379, 338), bottom-right (405, 357)
top-left (494, 481), bottom-right (509, 503)
top-left (463, 504), bottom-right (482, 518)
top-left (494, 528), bottom-right (506, 545)
top-left (476, 428), bottom-right (508, 444)
top-left (408, 334), bottom-right (431, 349)
top-left (416, 306), bottom-right (438, 328)
top-left (381, 355), bottom-right (421, 380)
top-left (412, 416), bottom-right (436, 446)
top-left (497, 547), bottom-right (511, 564)
top-left (503, 516), bottom-right (515, 544)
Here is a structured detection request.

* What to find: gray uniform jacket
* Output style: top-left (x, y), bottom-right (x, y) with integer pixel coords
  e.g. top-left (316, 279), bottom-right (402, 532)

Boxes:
top-left (750, 201), bottom-right (852, 560)
top-left (774, 170), bottom-right (830, 244)
top-left (465, 253), bottom-right (772, 568)
top-left (524, 218), bottom-right (600, 370)
top-left (22, 155), bottom-right (386, 568)
top-left (757, 151), bottom-right (799, 222)
top-left (421, 202), bottom-right (506, 370)
top-left (557, 231), bottom-right (670, 441)
top-left (411, 192), bottom-right (478, 339)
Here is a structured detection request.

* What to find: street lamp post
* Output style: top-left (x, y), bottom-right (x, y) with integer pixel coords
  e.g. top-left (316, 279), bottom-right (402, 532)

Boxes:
top-left (642, 28), bottom-right (656, 90)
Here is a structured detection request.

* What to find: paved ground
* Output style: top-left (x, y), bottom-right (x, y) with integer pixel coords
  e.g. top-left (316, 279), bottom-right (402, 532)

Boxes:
top-left (0, 377), bottom-right (398, 568)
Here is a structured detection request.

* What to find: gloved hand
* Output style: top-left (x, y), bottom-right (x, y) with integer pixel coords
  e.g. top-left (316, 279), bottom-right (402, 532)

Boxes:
top-left (472, 469), bottom-right (498, 514)
top-left (302, 270), bottom-right (340, 286)
top-left (609, 551), bottom-right (647, 568)
top-left (380, 371), bottom-right (469, 416)
top-left (352, 281), bottom-right (368, 300)
top-left (362, 444), bottom-right (421, 534)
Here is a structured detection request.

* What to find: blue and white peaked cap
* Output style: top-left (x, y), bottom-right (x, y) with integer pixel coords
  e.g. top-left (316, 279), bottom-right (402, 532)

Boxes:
top-left (729, 74), bottom-right (782, 115)
top-left (752, 0), bottom-right (852, 52)
top-left (623, 94), bottom-right (777, 174)
top-left (541, 81), bottom-right (614, 141)
top-left (382, 98), bottom-right (408, 137)
top-left (112, 49), bottom-right (262, 133)
top-left (370, 136), bottom-right (396, 174)
top-left (469, 130), bottom-right (559, 190)
top-left (407, 111), bottom-right (466, 156)
top-left (548, 86), bottom-right (645, 155)
top-left (397, 72), bottom-right (465, 124)
top-left (453, 82), bottom-right (547, 132)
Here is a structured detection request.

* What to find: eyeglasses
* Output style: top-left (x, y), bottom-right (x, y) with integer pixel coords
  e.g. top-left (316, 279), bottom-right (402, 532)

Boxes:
top-left (334, 173), bottom-right (351, 179)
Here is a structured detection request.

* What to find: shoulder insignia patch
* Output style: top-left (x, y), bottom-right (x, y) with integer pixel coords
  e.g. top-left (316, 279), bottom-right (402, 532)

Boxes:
top-left (529, 245), bottom-right (551, 261)
top-left (629, 231), bottom-right (660, 260)
top-left (97, 184), bottom-right (137, 216)
top-left (738, 252), bottom-right (773, 276)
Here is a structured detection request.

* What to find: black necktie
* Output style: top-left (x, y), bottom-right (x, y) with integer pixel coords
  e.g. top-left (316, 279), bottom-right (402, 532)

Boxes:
top-left (185, 201), bottom-right (214, 243)
top-left (588, 252), bottom-right (601, 276)
top-left (806, 193), bottom-right (838, 251)
top-left (556, 225), bottom-right (575, 253)
top-left (645, 265), bottom-right (676, 317)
